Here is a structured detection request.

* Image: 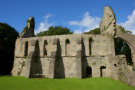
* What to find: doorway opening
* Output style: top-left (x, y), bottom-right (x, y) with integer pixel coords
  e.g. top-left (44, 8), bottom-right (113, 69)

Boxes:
top-left (86, 66), bottom-right (92, 77)
top-left (100, 66), bottom-right (106, 77)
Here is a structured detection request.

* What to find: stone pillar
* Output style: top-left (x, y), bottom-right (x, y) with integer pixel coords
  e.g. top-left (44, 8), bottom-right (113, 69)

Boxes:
top-left (76, 50), bottom-right (82, 78)
top-left (132, 53), bottom-right (135, 67)
top-left (48, 38), bottom-right (58, 78)
top-left (75, 38), bottom-right (82, 78)
top-left (92, 66), bottom-right (100, 77)
top-left (25, 53), bottom-right (33, 78)
top-left (48, 51), bottom-right (56, 78)
top-left (25, 40), bottom-right (36, 78)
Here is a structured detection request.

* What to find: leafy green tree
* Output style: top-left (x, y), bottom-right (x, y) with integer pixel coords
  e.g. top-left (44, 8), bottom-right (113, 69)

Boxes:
top-left (36, 26), bottom-right (73, 36)
top-left (0, 23), bottom-right (19, 75)
top-left (84, 28), bottom-right (101, 34)
top-left (118, 25), bottom-right (132, 33)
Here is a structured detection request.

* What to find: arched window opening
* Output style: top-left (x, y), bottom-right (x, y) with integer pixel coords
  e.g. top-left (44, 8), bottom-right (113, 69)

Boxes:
top-left (65, 39), bottom-right (70, 55)
top-left (114, 64), bottom-right (117, 67)
top-left (86, 66), bottom-right (92, 78)
top-left (89, 37), bottom-right (92, 55)
top-left (100, 66), bottom-right (106, 77)
top-left (44, 40), bottom-right (48, 56)
top-left (66, 39), bottom-right (70, 44)
top-left (115, 38), bottom-right (133, 65)
top-left (24, 41), bottom-right (28, 56)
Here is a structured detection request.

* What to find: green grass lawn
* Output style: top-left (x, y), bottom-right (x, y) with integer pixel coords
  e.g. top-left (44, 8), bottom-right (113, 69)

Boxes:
top-left (0, 76), bottom-right (134, 90)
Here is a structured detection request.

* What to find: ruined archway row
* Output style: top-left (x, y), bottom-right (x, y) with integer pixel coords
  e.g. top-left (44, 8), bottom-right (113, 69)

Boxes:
top-left (14, 34), bottom-right (115, 58)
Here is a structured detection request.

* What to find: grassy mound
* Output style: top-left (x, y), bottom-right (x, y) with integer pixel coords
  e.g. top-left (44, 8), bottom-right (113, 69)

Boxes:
top-left (0, 76), bottom-right (134, 90)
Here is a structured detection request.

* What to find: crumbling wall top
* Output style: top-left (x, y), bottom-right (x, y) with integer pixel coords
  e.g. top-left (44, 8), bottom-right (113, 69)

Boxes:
top-left (19, 17), bottom-right (35, 38)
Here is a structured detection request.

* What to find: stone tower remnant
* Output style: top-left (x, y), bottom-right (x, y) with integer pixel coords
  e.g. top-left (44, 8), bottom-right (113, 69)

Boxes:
top-left (19, 17), bottom-right (35, 38)
top-left (100, 7), bottom-right (116, 36)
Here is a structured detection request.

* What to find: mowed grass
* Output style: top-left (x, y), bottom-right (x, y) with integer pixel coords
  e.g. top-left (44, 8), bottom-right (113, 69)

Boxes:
top-left (0, 76), bottom-right (135, 90)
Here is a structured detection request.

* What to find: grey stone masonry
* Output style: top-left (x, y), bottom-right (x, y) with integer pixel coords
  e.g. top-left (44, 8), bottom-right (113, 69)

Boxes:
top-left (11, 6), bottom-right (135, 87)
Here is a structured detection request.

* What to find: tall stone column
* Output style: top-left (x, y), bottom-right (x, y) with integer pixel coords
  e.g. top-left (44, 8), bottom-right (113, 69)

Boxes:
top-left (75, 38), bottom-right (82, 78)
top-left (48, 38), bottom-right (58, 78)
top-left (132, 53), bottom-right (135, 67)
top-left (25, 52), bottom-right (34, 78)
top-left (92, 66), bottom-right (100, 77)
top-left (25, 40), bottom-right (37, 78)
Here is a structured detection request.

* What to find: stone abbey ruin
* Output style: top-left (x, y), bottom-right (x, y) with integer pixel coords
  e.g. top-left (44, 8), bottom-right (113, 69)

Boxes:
top-left (12, 7), bottom-right (135, 86)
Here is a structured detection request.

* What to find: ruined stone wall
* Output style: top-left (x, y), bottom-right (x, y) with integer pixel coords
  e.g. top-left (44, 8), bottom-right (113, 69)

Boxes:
top-left (11, 6), bottom-right (135, 87)
top-left (14, 34), bottom-right (115, 57)
top-left (12, 34), bottom-right (117, 78)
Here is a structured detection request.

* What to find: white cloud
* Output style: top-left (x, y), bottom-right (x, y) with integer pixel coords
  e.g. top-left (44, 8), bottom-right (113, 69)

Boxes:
top-left (74, 29), bottom-right (82, 34)
top-left (69, 12), bottom-right (101, 33)
top-left (119, 10), bottom-right (135, 34)
top-left (35, 14), bottom-right (53, 34)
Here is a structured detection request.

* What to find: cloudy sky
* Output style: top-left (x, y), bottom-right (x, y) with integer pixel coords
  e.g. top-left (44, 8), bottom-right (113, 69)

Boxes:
top-left (0, 0), bottom-right (135, 34)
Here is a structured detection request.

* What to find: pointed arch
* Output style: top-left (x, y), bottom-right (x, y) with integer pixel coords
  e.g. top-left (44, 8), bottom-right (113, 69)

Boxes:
top-left (65, 39), bottom-right (70, 55)
top-left (44, 40), bottom-right (48, 56)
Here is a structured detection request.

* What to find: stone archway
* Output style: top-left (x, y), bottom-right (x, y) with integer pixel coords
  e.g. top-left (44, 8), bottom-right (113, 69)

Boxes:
top-left (115, 37), bottom-right (133, 65)
top-left (115, 28), bottom-right (135, 67)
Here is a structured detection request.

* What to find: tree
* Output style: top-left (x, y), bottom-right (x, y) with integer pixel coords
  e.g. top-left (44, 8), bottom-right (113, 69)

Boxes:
top-left (84, 28), bottom-right (101, 34)
top-left (118, 25), bottom-right (132, 33)
top-left (0, 23), bottom-right (19, 75)
top-left (36, 26), bottom-right (73, 36)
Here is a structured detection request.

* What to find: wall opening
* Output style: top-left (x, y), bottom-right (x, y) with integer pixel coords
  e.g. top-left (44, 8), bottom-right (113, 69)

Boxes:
top-left (44, 40), bottom-right (48, 56)
top-left (65, 39), bottom-right (70, 55)
top-left (115, 38), bottom-right (133, 65)
top-left (114, 64), bottom-right (117, 67)
top-left (86, 66), bottom-right (92, 77)
top-left (89, 38), bottom-right (92, 55)
top-left (24, 41), bottom-right (28, 56)
top-left (100, 66), bottom-right (106, 77)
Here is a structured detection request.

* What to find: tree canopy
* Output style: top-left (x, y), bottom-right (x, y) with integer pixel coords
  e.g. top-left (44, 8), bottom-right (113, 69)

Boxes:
top-left (84, 28), bottom-right (101, 34)
top-left (36, 26), bottom-right (73, 36)
top-left (118, 25), bottom-right (132, 33)
top-left (0, 23), bottom-right (19, 75)
top-left (84, 26), bottom-right (132, 34)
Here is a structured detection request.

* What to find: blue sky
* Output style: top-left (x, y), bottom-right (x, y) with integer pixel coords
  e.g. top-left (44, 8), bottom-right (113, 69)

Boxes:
top-left (0, 0), bottom-right (135, 34)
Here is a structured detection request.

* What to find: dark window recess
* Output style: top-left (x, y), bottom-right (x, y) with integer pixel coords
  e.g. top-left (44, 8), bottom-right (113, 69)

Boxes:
top-left (89, 38), bottom-right (92, 55)
top-left (86, 66), bottom-right (92, 77)
top-left (44, 40), bottom-right (48, 56)
top-left (65, 39), bottom-right (70, 55)
top-left (24, 41), bottom-right (28, 56)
